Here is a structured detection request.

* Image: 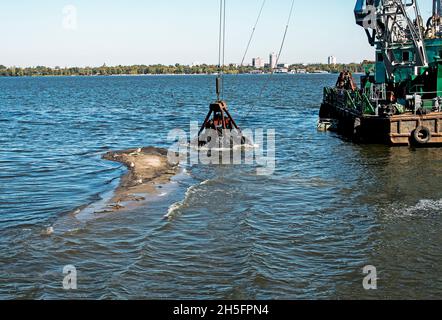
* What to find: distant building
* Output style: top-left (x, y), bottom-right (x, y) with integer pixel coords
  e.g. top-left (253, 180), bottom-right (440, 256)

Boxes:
top-left (328, 56), bottom-right (337, 65)
top-left (252, 57), bottom-right (265, 68)
top-left (277, 63), bottom-right (289, 69)
top-left (270, 52), bottom-right (278, 69)
top-left (275, 68), bottom-right (289, 74)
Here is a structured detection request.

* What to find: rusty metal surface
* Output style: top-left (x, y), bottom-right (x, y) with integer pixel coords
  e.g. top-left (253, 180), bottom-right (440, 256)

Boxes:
top-left (388, 112), bottom-right (442, 145)
top-left (197, 100), bottom-right (244, 147)
top-left (320, 102), bottom-right (442, 146)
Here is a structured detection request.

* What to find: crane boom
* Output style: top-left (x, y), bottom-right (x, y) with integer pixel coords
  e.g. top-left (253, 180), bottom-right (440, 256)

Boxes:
top-left (434, 0), bottom-right (442, 16)
top-left (355, 0), bottom-right (428, 80)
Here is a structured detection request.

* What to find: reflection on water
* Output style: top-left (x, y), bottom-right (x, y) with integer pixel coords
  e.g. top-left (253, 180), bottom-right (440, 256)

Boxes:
top-left (1, 75), bottom-right (442, 299)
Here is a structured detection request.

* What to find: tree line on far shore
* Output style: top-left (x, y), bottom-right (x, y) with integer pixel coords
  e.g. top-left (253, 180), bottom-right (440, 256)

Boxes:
top-left (0, 62), bottom-right (372, 77)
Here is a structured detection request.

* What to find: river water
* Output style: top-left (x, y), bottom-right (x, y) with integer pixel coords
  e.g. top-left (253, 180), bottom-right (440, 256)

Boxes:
top-left (1, 74), bottom-right (442, 299)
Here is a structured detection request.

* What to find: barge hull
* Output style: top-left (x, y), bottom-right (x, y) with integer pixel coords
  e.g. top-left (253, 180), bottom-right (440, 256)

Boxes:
top-left (320, 103), bottom-right (442, 146)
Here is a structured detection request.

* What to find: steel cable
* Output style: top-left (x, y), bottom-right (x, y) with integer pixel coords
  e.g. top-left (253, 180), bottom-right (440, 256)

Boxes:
top-left (243, 0), bottom-right (296, 119)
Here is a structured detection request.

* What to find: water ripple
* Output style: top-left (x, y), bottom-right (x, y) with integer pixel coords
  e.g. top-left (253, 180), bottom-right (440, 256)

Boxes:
top-left (1, 75), bottom-right (442, 299)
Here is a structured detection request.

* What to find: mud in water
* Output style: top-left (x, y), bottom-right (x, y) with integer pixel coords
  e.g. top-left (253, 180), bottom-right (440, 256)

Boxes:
top-left (98, 147), bottom-right (178, 213)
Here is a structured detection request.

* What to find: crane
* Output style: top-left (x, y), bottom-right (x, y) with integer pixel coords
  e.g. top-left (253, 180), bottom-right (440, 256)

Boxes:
top-left (355, 0), bottom-right (429, 80)
top-left (427, 0), bottom-right (442, 38)
top-left (320, 1), bottom-right (442, 145)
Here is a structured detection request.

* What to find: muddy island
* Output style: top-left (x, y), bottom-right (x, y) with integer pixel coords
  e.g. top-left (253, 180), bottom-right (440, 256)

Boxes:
top-left (100, 147), bottom-right (178, 212)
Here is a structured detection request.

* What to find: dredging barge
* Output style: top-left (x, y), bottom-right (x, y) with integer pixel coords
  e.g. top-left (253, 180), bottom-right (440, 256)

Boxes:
top-left (320, 0), bottom-right (442, 145)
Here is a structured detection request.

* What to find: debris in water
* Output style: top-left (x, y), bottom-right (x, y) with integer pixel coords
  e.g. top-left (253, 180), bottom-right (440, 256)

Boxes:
top-left (42, 227), bottom-right (54, 236)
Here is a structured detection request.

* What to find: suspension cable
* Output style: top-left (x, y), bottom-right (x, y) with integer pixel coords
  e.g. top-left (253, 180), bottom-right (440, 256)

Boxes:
top-left (240, 0), bottom-right (267, 67)
top-left (243, 0), bottom-right (295, 119)
top-left (222, 0), bottom-right (226, 100)
top-left (275, 0), bottom-right (295, 69)
top-left (228, 0), bottom-right (267, 115)
top-left (217, 0), bottom-right (227, 101)
top-left (218, 0), bottom-right (223, 71)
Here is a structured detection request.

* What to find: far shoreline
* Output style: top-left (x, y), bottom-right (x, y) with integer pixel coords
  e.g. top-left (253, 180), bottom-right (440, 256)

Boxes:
top-left (0, 72), bottom-right (345, 79)
top-left (0, 62), bottom-right (371, 78)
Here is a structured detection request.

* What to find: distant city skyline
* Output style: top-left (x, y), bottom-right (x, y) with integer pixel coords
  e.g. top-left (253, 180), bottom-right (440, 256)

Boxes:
top-left (328, 55), bottom-right (337, 66)
top-left (0, 1), bottom-right (436, 68)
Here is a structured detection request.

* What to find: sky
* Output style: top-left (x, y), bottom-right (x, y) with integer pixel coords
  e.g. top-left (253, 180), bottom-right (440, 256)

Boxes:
top-left (0, 0), bottom-right (436, 67)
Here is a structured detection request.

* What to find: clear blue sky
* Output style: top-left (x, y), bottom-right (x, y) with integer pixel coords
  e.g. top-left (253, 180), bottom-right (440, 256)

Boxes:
top-left (0, 0), bottom-right (436, 67)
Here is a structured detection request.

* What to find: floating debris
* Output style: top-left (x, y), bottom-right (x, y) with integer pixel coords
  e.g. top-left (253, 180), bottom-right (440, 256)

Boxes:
top-left (42, 226), bottom-right (54, 236)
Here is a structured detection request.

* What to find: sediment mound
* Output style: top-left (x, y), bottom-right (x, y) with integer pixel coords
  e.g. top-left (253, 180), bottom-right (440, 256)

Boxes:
top-left (100, 147), bottom-right (178, 212)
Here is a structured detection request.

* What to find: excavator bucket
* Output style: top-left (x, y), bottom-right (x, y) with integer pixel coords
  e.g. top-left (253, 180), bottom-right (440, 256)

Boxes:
top-left (197, 100), bottom-right (248, 149)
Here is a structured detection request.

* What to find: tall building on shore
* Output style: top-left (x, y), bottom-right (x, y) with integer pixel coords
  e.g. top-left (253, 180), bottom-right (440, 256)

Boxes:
top-left (328, 55), bottom-right (337, 65)
top-left (270, 52), bottom-right (278, 69)
top-left (252, 57), bottom-right (265, 68)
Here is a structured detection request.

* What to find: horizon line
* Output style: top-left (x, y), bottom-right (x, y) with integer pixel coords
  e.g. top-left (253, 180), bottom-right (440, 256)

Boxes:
top-left (1, 61), bottom-right (373, 69)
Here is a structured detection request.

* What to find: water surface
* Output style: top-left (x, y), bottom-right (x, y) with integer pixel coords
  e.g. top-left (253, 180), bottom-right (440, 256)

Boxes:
top-left (1, 74), bottom-right (442, 299)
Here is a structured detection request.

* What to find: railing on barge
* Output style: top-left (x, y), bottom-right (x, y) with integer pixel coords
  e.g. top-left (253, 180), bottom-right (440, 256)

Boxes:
top-left (323, 87), bottom-right (376, 115)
